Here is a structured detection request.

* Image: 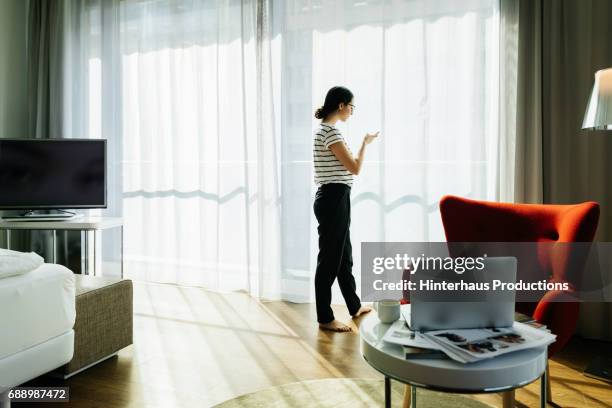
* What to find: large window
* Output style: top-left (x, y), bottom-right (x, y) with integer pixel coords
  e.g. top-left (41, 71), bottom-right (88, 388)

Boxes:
top-left (277, 0), bottom-right (500, 297)
top-left (78, 0), bottom-right (500, 301)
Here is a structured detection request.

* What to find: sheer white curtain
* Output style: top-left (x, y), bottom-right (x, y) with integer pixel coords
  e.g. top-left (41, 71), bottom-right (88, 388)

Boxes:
top-left (62, 0), bottom-right (283, 298)
top-left (62, 0), bottom-right (502, 301)
top-left (279, 0), bottom-right (501, 301)
top-left (118, 0), bottom-right (282, 297)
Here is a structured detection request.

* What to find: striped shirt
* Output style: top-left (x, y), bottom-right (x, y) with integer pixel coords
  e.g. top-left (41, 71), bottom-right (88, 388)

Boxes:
top-left (313, 123), bottom-right (353, 186)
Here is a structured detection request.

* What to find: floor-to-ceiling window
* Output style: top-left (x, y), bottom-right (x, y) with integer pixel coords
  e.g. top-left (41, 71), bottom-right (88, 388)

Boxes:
top-left (75, 0), bottom-right (500, 302)
top-left (277, 0), bottom-right (500, 301)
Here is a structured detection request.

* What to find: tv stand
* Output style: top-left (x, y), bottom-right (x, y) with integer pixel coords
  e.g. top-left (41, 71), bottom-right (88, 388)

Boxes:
top-left (2, 210), bottom-right (84, 222)
top-left (0, 216), bottom-right (123, 277)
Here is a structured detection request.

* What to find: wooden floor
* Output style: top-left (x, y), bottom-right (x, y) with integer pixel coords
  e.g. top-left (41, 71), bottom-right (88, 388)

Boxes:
top-left (22, 281), bottom-right (612, 407)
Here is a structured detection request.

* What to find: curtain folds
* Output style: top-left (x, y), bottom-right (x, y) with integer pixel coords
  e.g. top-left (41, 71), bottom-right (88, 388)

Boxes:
top-left (509, 0), bottom-right (612, 340)
top-left (513, 0), bottom-right (544, 204)
top-left (17, 0), bottom-right (66, 263)
top-left (115, 0), bottom-right (283, 298)
top-left (540, 0), bottom-right (612, 340)
top-left (27, 0), bottom-right (64, 139)
top-left (497, 0), bottom-right (546, 205)
top-left (24, 0), bottom-right (123, 273)
top-left (496, 0), bottom-right (519, 202)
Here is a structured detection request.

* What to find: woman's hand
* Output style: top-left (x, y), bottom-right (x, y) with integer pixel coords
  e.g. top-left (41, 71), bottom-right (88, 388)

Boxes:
top-left (329, 131), bottom-right (380, 175)
top-left (363, 131), bottom-right (379, 145)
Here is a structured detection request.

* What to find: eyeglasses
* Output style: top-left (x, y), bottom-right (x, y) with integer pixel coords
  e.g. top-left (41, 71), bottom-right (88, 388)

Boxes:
top-left (348, 103), bottom-right (356, 111)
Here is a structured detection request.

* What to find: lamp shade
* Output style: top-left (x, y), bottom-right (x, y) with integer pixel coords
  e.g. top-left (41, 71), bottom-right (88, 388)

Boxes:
top-left (583, 68), bottom-right (612, 130)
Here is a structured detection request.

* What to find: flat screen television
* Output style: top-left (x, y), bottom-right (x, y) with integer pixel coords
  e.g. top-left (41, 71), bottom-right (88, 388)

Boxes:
top-left (0, 139), bottom-right (106, 210)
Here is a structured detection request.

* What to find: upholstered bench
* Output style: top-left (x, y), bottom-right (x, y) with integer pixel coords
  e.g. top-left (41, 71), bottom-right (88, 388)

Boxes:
top-left (59, 275), bottom-right (133, 378)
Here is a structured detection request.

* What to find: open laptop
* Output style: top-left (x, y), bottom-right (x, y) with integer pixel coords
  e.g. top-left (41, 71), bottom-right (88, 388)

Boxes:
top-left (404, 256), bottom-right (517, 331)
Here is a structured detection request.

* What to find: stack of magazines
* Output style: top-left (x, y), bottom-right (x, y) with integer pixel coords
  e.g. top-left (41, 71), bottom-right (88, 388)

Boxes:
top-left (382, 312), bottom-right (556, 364)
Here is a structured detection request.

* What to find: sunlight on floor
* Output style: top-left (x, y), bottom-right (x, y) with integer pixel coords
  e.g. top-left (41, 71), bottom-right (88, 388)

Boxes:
top-left (127, 281), bottom-right (366, 407)
top-left (79, 281), bottom-right (611, 408)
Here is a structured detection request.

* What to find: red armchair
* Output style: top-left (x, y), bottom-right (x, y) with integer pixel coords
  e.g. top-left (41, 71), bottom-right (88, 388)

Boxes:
top-left (438, 195), bottom-right (600, 357)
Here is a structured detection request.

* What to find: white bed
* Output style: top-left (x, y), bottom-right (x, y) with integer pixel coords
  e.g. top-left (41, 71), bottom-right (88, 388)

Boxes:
top-left (0, 264), bottom-right (76, 406)
top-left (0, 263), bottom-right (75, 360)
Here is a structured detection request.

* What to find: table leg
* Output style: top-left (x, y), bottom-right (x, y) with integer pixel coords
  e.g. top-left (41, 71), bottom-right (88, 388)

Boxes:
top-left (541, 369), bottom-right (547, 408)
top-left (63, 230), bottom-right (68, 265)
top-left (93, 230), bottom-right (97, 276)
top-left (411, 385), bottom-right (416, 407)
top-left (52, 230), bottom-right (57, 264)
top-left (120, 225), bottom-right (124, 279)
top-left (385, 376), bottom-right (391, 408)
top-left (83, 230), bottom-right (89, 275)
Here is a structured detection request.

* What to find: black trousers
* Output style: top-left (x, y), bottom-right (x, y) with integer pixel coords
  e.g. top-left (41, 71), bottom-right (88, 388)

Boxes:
top-left (313, 183), bottom-right (362, 323)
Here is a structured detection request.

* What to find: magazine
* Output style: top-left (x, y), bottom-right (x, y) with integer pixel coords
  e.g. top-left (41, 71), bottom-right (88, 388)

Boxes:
top-left (381, 317), bottom-right (555, 363)
top-left (382, 320), bottom-right (443, 351)
top-left (423, 322), bottom-right (556, 363)
top-left (515, 312), bottom-right (549, 331)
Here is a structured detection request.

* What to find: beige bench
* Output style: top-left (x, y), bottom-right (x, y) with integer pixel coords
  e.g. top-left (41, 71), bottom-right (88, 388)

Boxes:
top-left (59, 275), bottom-right (133, 378)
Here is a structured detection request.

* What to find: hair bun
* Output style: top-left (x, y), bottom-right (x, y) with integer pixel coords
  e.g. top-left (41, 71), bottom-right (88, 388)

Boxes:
top-left (314, 107), bottom-right (324, 119)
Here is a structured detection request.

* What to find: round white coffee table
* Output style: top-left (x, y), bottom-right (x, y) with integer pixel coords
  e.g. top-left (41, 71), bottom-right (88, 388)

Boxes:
top-left (360, 314), bottom-right (548, 408)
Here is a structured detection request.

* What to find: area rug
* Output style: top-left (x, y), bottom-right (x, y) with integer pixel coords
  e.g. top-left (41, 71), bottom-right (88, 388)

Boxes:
top-left (213, 378), bottom-right (494, 408)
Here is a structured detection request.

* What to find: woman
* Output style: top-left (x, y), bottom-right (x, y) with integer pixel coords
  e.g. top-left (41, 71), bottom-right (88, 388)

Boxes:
top-left (313, 86), bottom-right (379, 332)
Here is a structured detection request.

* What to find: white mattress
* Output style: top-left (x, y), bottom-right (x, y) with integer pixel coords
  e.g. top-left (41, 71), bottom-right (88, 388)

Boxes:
top-left (0, 264), bottom-right (75, 360)
top-left (0, 330), bottom-right (74, 391)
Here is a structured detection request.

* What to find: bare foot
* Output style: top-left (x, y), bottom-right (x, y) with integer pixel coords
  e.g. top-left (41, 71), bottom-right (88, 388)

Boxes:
top-left (319, 320), bottom-right (352, 332)
top-left (352, 306), bottom-right (373, 318)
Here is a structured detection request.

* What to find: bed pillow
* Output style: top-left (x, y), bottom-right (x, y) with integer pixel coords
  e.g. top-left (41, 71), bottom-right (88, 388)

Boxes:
top-left (0, 248), bottom-right (44, 279)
